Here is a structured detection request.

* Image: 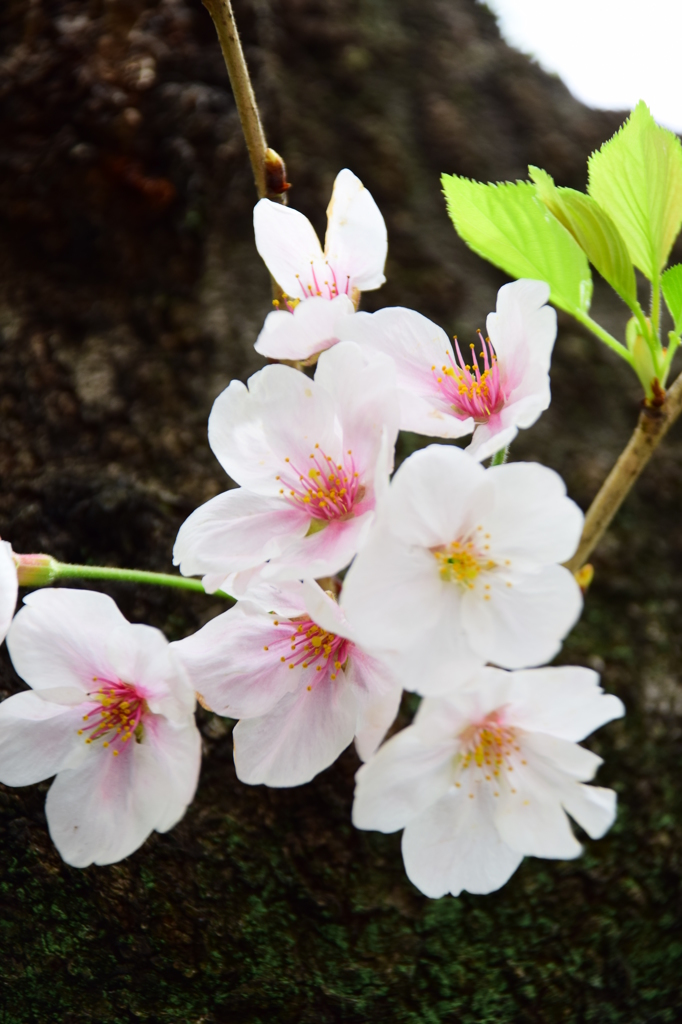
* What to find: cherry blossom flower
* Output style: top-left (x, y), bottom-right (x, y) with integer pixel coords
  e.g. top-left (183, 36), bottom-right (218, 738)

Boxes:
top-left (353, 665), bottom-right (625, 897)
top-left (253, 169), bottom-right (387, 360)
top-left (0, 541), bottom-right (18, 643)
top-left (341, 444), bottom-right (583, 694)
top-left (339, 279), bottom-right (556, 461)
top-left (173, 341), bottom-right (399, 590)
top-left (172, 579), bottom-right (403, 788)
top-left (0, 589), bottom-right (201, 867)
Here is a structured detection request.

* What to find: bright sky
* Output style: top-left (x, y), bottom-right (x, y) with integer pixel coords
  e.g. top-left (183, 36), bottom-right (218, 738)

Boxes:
top-left (483, 0), bottom-right (682, 132)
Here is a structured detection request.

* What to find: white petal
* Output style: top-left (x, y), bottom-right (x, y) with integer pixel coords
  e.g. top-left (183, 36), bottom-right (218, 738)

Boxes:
top-left (324, 169), bottom-right (387, 292)
top-left (7, 589), bottom-right (129, 693)
top-left (208, 366), bottom-right (337, 495)
top-left (254, 295), bottom-right (355, 360)
top-left (172, 604), bottom-right (303, 718)
top-left (143, 714), bottom-right (202, 833)
top-left (0, 690), bottom-right (84, 785)
top-left (313, 341), bottom-right (399, 476)
top-left (45, 734), bottom-right (171, 867)
top-left (233, 674), bottom-right (358, 787)
top-left (401, 788), bottom-right (524, 897)
top-left (487, 279), bottom-right (555, 379)
top-left (254, 199), bottom-right (325, 298)
top-left (562, 784), bottom-right (617, 840)
top-left (503, 666), bottom-right (625, 742)
top-left (0, 541), bottom-right (18, 643)
top-left (387, 445), bottom-right (488, 547)
top-left (302, 579), bottom-right (354, 640)
top-left (462, 563), bottom-right (583, 669)
top-left (353, 683), bottom-right (403, 762)
top-left (352, 725), bottom-right (455, 833)
top-left (483, 462), bottom-right (584, 565)
top-left (263, 511), bottom-right (374, 581)
top-left (493, 757), bottom-right (583, 860)
top-left (466, 421), bottom-right (519, 464)
top-left (173, 488), bottom-right (310, 582)
top-left (339, 307), bottom-right (474, 440)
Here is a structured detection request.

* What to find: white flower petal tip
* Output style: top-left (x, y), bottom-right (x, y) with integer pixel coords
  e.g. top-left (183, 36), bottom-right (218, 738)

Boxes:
top-left (352, 665), bottom-right (623, 898)
top-left (341, 445), bottom-right (583, 688)
top-left (175, 341), bottom-right (399, 584)
top-left (0, 589), bottom-right (200, 868)
top-left (0, 541), bottom-right (19, 644)
top-left (171, 581), bottom-right (402, 788)
top-left (338, 279), bottom-right (556, 453)
top-left (254, 294), bottom-right (355, 361)
top-left (253, 169), bottom-right (387, 320)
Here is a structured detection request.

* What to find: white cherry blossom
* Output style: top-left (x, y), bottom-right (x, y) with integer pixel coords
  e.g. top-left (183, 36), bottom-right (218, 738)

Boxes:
top-left (0, 589), bottom-right (201, 868)
top-left (173, 341), bottom-right (399, 590)
top-left (341, 444), bottom-right (583, 694)
top-left (0, 541), bottom-right (18, 643)
top-left (353, 666), bottom-right (625, 898)
top-left (172, 579), bottom-right (403, 788)
top-left (339, 279), bottom-right (556, 461)
top-left (254, 169), bottom-right (387, 360)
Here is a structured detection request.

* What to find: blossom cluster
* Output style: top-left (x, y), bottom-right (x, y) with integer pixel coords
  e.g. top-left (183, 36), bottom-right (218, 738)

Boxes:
top-left (0, 170), bottom-right (624, 896)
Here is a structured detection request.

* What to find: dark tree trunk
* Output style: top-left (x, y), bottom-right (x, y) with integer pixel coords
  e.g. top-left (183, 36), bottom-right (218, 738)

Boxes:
top-left (0, 1), bottom-right (680, 1021)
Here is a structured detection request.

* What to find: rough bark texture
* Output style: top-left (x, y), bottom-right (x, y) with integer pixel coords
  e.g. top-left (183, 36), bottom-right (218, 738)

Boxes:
top-left (1, 1), bottom-right (681, 1021)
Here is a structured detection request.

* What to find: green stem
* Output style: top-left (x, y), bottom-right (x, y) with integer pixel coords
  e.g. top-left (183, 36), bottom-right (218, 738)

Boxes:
top-left (661, 332), bottom-right (681, 383)
top-left (651, 275), bottom-right (661, 340)
top-left (490, 446), bottom-right (509, 466)
top-left (51, 562), bottom-right (233, 600)
top-left (572, 310), bottom-right (634, 366)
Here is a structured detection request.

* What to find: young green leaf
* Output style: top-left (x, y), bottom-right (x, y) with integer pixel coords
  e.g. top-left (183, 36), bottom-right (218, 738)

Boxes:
top-left (587, 101), bottom-right (682, 281)
top-left (661, 264), bottom-right (682, 333)
top-left (529, 166), bottom-right (637, 308)
top-left (441, 175), bottom-right (592, 314)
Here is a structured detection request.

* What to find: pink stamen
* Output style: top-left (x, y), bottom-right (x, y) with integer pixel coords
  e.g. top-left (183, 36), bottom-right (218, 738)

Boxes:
top-left (78, 679), bottom-right (147, 755)
top-left (432, 333), bottom-right (503, 422)
top-left (278, 446), bottom-right (362, 521)
top-left (268, 617), bottom-right (351, 679)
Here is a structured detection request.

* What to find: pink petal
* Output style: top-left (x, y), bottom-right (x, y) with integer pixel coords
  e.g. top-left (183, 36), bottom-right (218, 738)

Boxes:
top-left (324, 169), bottom-right (387, 292)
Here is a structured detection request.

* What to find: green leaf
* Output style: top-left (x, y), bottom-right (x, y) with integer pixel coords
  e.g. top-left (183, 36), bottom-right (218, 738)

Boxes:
top-left (529, 166), bottom-right (637, 308)
top-left (662, 264), bottom-right (682, 333)
top-left (587, 101), bottom-right (682, 280)
top-left (441, 175), bottom-right (592, 315)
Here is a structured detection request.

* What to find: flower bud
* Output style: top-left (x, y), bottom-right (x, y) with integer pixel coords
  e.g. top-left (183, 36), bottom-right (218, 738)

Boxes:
top-left (264, 148), bottom-right (291, 199)
top-left (13, 552), bottom-right (59, 587)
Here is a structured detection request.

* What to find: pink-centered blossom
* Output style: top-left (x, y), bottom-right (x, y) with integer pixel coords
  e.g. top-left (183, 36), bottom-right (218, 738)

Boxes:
top-left (339, 279), bottom-right (556, 461)
top-left (0, 589), bottom-right (201, 867)
top-left (253, 169), bottom-right (387, 360)
top-left (0, 541), bottom-right (18, 643)
top-left (172, 580), bottom-right (403, 787)
top-left (173, 341), bottom-right (399, 590)
top-left (352, 666), bottom-right (625, 897)
top-left (341, 444), bottom-right (584, 694)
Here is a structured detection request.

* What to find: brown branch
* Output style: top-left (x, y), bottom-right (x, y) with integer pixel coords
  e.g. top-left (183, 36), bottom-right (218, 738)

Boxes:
top-left (565, 370), bottom-right (682, 573)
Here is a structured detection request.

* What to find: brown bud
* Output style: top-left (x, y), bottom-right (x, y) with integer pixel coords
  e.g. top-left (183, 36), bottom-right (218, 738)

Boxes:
top-left (264, 148), bottom-right (291, 199)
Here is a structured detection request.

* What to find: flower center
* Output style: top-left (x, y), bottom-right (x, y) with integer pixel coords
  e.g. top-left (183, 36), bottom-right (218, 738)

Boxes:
top-left (78, 680), bottom-right (146, 756)
top-left (266, 616), bottom-right (351, 682)
top-left (433, 535), bottom-right (496, 588)
top-left (293, 259), bottom-right (351, 301)
top-left (277, 445), bottom-right (362, 522)
top-left (455, 714), bottom-right (523, 799)
top-left (432, 333), bottom-right (503, 422)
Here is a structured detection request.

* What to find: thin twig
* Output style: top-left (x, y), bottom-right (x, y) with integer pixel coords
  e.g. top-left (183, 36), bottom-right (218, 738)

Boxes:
top-left (202, 0), bottom-right (269, 197)
top-left (565, 370), bottom-right (682, 573)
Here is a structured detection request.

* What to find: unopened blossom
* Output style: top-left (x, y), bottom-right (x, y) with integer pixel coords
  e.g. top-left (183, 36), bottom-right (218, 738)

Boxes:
top-left (353, 666), bottom-right (624, 897)
top-left (173, 341), bottom-right (399, 590)
top-left (172, 580), bottom-right (403, 788)
top-left (340, 279), bottom-right (556, 461)
top-left (0, 589), bottom-right (201, 867)
top-left (0, 541), bottom-right (18, 643)
top-left (341, 444), bottom-right (583, 694)
top-left (253, 169), bottom-right (387, 360)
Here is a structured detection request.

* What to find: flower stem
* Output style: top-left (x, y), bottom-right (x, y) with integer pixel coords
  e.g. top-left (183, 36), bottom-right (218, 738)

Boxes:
top-left (564, 369), bottom-right (682, 573)
top-left (490, 446), bottom-right (509, 466)
top-left (15, 556), bottom-right (233, 600)
top-left (571, 310), bottom-right (635, 367)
